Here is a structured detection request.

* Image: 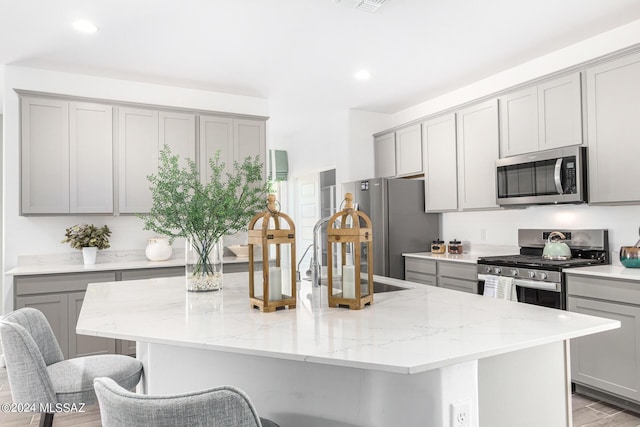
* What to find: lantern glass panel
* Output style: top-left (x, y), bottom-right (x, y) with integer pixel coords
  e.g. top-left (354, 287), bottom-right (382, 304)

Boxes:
top-left (359, 241), bottom-right (370, 297)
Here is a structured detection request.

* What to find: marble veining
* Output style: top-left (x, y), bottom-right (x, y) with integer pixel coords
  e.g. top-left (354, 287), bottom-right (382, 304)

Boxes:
top-left (77, 273), bottom-right (618, 374)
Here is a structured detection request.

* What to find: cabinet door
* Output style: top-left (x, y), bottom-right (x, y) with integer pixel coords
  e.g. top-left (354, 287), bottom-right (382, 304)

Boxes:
top-left (69, 102), bottom-right (113, 213)
top-left (538, 73), bottom-right (582, 151)
top-left (586, 52), bottom-right (640, 204)
top-left (457, 99), bottom-right (500, 210)
top-left (395, 124), bottom-right (422, 176)
top-left (499, 87), bottom-right (539, 157)
top-left (21, 97), bottom-right (70, 214)
top-left (200, 115), bottom-right (233, 182)
top-left (118, 107), bottom-right (159, 213)
top-left (235, 119), bottom-right (266, 163)
top-left (16, 294), bottom-right (69, 359)
top-left (68, 291), bottom-right (116, 358)
top-left (374, 133), bottom-right (396, 178)
top-left (422, 114), bottom-right (458, 212)
top-left (439, 277), bottom-right (477, 294)
top-left (569, 296), bottom-right (640, 401)
top-left (159, 111), bottom-right (196, 168)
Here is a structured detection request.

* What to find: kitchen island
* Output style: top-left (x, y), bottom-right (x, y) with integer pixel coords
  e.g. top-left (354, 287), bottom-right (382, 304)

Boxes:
top-left (77, 273), bottom-right (618, 427)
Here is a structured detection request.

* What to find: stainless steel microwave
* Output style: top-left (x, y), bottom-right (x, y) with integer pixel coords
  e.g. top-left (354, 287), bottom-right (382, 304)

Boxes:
top-left (496, 146), bottom-right (587, 206)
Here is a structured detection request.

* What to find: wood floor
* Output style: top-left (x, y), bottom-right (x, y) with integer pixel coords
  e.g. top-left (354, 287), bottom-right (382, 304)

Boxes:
top-left (1, 365), bottom-right (640, 426)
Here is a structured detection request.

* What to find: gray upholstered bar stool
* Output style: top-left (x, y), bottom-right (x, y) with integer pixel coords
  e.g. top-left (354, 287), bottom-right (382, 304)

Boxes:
top-left (94, 377), bottom-right (280, 427)
top-left (0, 307), bottom-right (143, 427)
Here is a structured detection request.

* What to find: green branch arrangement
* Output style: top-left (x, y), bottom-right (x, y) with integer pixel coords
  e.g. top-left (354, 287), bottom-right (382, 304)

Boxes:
top-left (139, 145), bottom-right (269, 280)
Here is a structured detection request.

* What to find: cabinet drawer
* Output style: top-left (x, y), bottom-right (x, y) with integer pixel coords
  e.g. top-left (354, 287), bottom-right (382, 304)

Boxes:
top-left (405, 271), bottom-right (437, 286)
top-left (405, 258), bottom-right (437, 275)
top-left (567, 275), bottom-right (640, 305)
top-left (438, 262), bottom-right (477, 281)
top-left (439, 277), bottom-right (477, 294)
top-left (15, 272), bottom-right (117, 296)
top-left (120, 267), bottom-right (184, 281)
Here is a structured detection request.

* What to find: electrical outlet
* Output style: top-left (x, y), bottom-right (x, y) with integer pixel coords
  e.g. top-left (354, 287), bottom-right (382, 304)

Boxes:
top-left (450, 401), bottom-right (471, 427)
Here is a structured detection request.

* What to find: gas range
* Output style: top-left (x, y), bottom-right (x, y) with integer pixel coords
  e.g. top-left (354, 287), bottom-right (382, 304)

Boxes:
top-left (477, 229), bottom-right (609, 309)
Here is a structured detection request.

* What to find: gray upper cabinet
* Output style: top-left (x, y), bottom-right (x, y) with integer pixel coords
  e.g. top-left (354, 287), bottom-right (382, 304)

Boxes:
top-left (118, 107), bottom-right (159, 214)
top-left (499, 87), bottom-right (539, 157)
top-left (457, 99), bottom-right (500, 210)
top-left (70, 102), bottom-right (113, 213)
top-left (499, 73), bottom-right (581, 157)
top-left (21, 97), bottom-right (113, 214)
top-left (21, 97), bottom-right (70, 214)
top-left (120, 109), bottom-right (197, 213)
top-left (395, 124), bottom-right (422, 176)
top-left (374, 132), bottom-right (396, 178)
top-left (587, 52), bottom-right (640, 204)
top-left (235, 118), bottom-right (266, 166)
top-left (538, 73), bottom-right (582, 151)
top-left (159, 111), bottom-right (196, 167)
top-left (422, 114), bottom-right (458, 212)
top-left (200, 115), bottom-right (233, 180)
top-left (199, 116), bottom-right (266, 183)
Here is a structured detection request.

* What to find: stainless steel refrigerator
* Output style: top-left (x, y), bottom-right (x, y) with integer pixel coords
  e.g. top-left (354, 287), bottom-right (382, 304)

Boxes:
top-left (342, 178), bottom-right (441, 279)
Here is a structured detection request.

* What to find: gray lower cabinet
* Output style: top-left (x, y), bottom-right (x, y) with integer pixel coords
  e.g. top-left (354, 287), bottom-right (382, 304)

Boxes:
top-left (404, 257), bottom-right (437, 286)
top-left (15, 272), bottom-right (117, 359)
top-left (13, 266), bottom-right (215, 358)
top-left (567, 274), bottom-right (640, 403)
top-left (438, 262), bottom-right (477, 294)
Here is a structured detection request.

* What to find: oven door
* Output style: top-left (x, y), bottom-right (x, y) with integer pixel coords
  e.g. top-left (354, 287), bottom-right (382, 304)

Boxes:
top-left (514, 279), bottom-right (565, 310)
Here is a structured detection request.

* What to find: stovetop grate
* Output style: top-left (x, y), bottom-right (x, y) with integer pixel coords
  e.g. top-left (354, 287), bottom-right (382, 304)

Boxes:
top-left (477, 254), bottom-right (604, 269)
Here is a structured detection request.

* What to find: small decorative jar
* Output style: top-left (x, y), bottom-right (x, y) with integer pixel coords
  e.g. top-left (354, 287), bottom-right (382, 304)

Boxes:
top-left (145, 237), bottom-right (173, 261)
top-left (431, 239), bottom-right (446, 254)
top-left (448, 239), bottom-right (463, 254)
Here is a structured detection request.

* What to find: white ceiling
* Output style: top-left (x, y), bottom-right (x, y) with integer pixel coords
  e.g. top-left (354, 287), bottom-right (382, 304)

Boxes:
top-left (2, 0), bottom-right (640, 119)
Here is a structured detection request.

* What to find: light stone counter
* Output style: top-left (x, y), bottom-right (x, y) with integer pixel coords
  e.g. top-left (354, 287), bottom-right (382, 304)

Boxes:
top-left (6, 250), bottom-right (247, 276)
top-left (403, 244), bottom-right (519, 264)
top-left (77, 272), bottom-right (618, 427)
top-left (565, 264), bottom-right (640, 281)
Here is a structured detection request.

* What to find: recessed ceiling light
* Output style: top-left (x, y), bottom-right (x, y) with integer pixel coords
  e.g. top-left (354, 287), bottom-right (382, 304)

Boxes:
top-left (354, 70), bottom-right (371, 80)
top-left (72, 20), bottom-right (98, 33)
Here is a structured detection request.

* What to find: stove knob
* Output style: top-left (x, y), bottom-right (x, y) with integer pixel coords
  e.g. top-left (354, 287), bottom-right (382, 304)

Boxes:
top-left (485, 266), bottom-right (492, 274)
top-left (493, 267), bottom-right (502, 274)
top-left (528, 271), bottom-right (536, 279)
top-left (539, 272), bottom-right (548, 280)
top-left (510, 269), bottom-right (518, 276)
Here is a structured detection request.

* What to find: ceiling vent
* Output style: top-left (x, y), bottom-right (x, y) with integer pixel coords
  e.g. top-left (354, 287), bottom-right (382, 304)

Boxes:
top-left (355, 0), bottom-right (388, 12)
top-left (333, 0), bottom-right (390, 13)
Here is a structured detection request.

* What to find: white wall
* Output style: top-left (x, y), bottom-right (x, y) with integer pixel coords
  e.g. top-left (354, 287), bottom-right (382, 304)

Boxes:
top-left (346, 110), bottom-right (394, 184)
top-left (2, 66), bottom-right (268, 311)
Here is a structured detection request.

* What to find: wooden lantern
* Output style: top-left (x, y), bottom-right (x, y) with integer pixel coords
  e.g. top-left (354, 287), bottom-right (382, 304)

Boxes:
top-left (327, 193), bottom-right (374, 310)
top-left (247, 194), bottom-right (297, 312)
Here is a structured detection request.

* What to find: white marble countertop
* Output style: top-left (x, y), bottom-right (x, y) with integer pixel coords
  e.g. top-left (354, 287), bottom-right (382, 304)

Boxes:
top-left (565, 264), bottom-right (640, 281)
top-left (403, 245), bottom-right (519, 264)
top-left (77, 272), bottom-right (618, 374)
top-left (6, 254), bottom-right (248, 276)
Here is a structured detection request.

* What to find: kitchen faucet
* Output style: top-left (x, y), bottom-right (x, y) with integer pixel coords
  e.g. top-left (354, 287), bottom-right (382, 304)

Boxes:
top-left (310, 215), bottom-right (337, 288)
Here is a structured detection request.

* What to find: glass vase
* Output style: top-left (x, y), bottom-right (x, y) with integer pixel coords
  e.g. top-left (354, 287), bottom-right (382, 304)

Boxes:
top-left (185, 237), bottom-right (223, 292)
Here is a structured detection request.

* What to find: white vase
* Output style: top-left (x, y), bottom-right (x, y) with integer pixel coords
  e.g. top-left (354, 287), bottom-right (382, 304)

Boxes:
top-left (145, 237), bottom-right (173, 261)
top-left (82, 247), bottom-right (98, 265)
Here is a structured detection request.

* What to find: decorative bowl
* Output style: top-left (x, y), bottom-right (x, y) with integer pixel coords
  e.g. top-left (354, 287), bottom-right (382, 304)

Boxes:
top-left (229, 244), bottom-right (249, 258)
top-left (620, 246), bottom-right (640, 268)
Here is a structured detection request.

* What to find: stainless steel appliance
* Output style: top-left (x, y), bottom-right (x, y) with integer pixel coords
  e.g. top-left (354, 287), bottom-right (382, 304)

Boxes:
top-left (496, 146), bottom-right (587, 206)
top-left (342, 178), bottom-right (441, 279)
top-left (477, 229), bottom-right (609, 309)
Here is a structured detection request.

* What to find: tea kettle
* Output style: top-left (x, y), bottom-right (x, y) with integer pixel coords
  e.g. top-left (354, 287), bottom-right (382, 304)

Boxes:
top-left (542, 231), bottom-right (572, 260)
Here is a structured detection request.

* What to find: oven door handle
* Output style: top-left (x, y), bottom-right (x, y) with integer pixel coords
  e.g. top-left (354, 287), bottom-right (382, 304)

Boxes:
top-left (554, 158), bottom-right (564, 194)
top-left (514, 278), bottom-right (561, 292)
